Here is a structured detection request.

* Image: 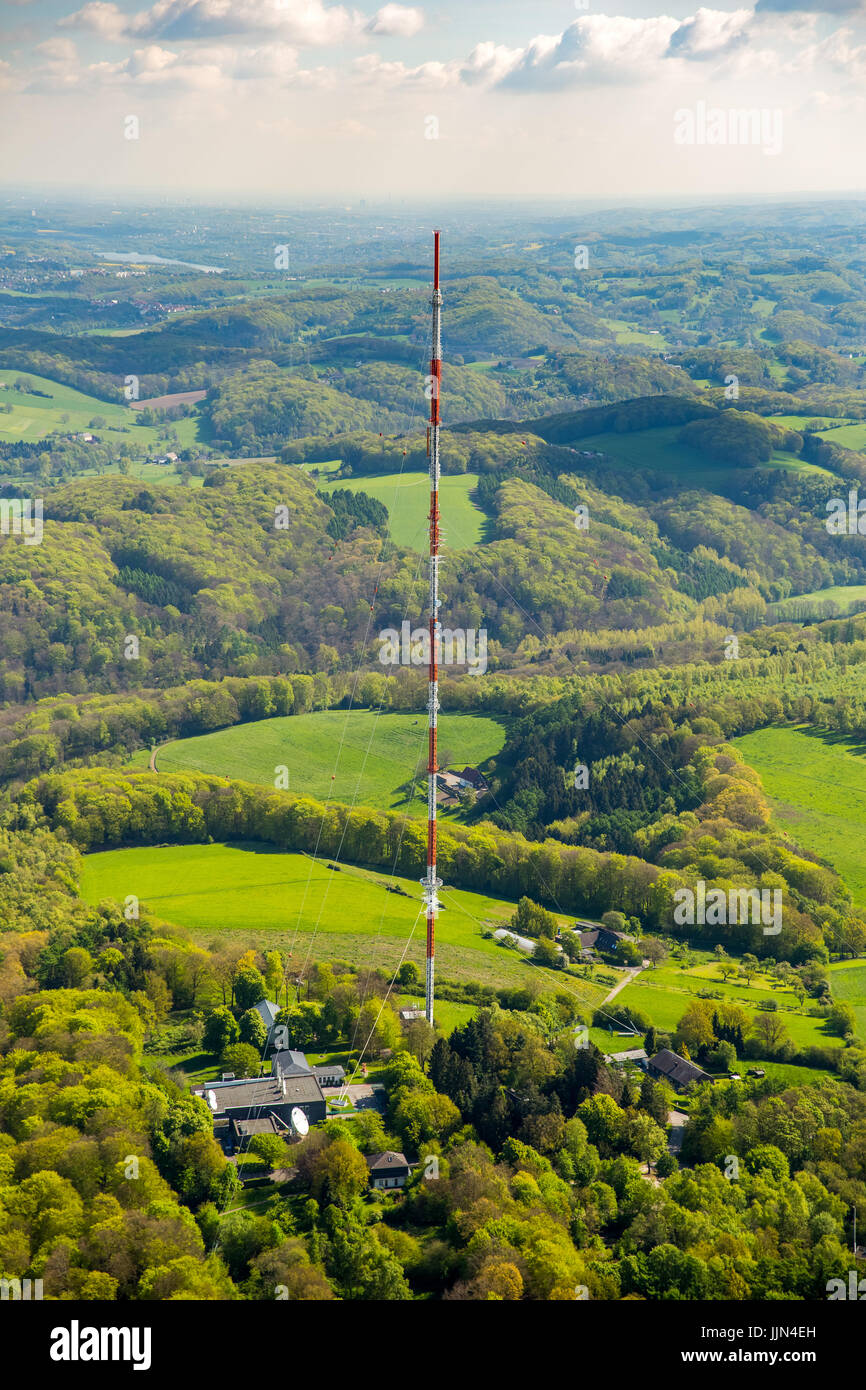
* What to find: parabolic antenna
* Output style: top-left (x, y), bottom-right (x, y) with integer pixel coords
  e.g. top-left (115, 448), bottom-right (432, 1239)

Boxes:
top-left (290, 1106), bottom-right (310, 1137)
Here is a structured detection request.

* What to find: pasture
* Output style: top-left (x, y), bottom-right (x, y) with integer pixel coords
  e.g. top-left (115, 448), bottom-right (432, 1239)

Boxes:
top-left (77, 840), bottom-right (610, 1007)
top-left (734, 724), bottom-right (866, 909)
top-left (816, 420), bottom-right (866, 451)
top-left (828, 961), bottom-right (866, 1039)
top-left (0, 366), bottom-right (203, 448)
top-left (320, 471), bottom-right (488, 550)
top-left (575, 424), bottom-right (830, 487)
top-left (614, 977), bottom-right (843, 1052)
top-left (132, 709), bottom-right (506, 815)
top-left (768, 585), bottom-right (866, 621)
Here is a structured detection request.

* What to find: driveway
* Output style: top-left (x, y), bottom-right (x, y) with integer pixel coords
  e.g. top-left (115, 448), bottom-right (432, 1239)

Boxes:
top-left (667, 1109), bottom-right (688, 1155)
top-left (326, 1083), bottom-right (386, 1113)
top-left (601, 965), bottom-right (644, 1005)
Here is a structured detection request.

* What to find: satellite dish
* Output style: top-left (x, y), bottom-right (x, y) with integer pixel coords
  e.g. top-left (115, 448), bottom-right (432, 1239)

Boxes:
top-left (290, 1106), bottom-right (309, 1137)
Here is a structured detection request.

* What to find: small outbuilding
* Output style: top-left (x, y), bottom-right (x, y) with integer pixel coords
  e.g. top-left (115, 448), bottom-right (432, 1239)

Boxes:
top-left (253, 999), bottom-right (281, 1049)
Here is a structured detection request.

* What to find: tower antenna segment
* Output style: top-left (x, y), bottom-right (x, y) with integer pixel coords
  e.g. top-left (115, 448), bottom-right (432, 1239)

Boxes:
top-left (421, 229), bottom-right (443, 1027)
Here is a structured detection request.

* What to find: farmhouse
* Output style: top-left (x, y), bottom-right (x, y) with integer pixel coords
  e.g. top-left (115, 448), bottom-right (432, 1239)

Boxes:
top-left (438, 770), bottom-right (472, 793)
top-left (436, 767), bottom-right (487, 806)
top-left (648, 1048), bottom-right (713, 1091)
top-left (459, 766), bottom-right (486, 789)
top-left (366, 1151), bottom-right (411, 1190)
top-left (578, 926), bottom-right (632, 954)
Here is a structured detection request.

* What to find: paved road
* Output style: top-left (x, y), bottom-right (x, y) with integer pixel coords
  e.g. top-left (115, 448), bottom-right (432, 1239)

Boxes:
top-left (667, 1109), bottom-right (688, 1154)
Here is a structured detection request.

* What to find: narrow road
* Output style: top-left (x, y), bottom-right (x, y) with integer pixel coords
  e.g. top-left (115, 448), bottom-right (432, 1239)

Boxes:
top-left (149, 740), bottom-right (172, 772)
top-left (667, 1109), bottom-right (688, 1155)
top-left (601, 964), bottom-right (643, 1005)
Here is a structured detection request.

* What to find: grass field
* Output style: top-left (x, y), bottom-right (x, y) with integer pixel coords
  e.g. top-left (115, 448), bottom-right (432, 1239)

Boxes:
top-left (768, 585), bottom-right (866, 621)
top-left (298, 459), bottom-right (341, 476)
top-left (575, 424), bottom-right (831, 487)
top-left (734, 725), bottom-right (866, 909)
top-left (393, 993), bottom-right (476, 1034)
top-left (767, 414), bottom-right (844, 430)
top-left (585, 1022), bottom-right (839, 1086)
top-left (77, 841), bottom-right (612, 1006)
top-left (599, 319), bottom-right (670, 349)
top-left (130, 710), bottom-right (507, 814)
top-left (816, 421), bottom-right (866, 450)
top-left (614, 979), bottom-right (843, 1051)
top-left (320, 471), bottom-right (488, 551)
top-left (0, 367), bottom-right (203, 449)
top-left (646, 959), bottom-right (800, 1008)
top-left (828, 961), bottom-right (866, 1038)
top-left (584, 941), bottom-right (855, 1062)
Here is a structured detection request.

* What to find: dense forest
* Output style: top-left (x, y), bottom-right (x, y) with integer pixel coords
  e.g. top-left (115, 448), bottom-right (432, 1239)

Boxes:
top-left (1, 201), bottom-right (866, 1307)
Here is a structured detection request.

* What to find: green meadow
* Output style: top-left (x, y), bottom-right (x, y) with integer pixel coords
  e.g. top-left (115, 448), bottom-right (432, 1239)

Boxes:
top-left (599, 319), bottom-right (670, 349)
top-left (0, 369), bottom-right (133, 441)
top-left (734, 724), bottom-right (866, 909)
top-left (767, 414), bottom-right (842, 429)
top-left (130, 710), bottom-right (507, 814)
top-left (816, 420), bottom-right (866, 450)
top-left (614, 978), bottom-right (843, 1051)
top-left (0, 367), bottom-right (203, 448)
top-left (320, 471), bottom-right (488, 550)
top-left (828, 961), bottom-right (866, 1039)
top-left (77, 841), bottom-right (611, 1007)
top-left (768, 585), bottom-right (866, 621)
top-left (576, 424), bottom-right (829, 486)
top-left (585, 941), bottom-right (856, 1070)
top-left (393, 993), bottom-right (477, 1035)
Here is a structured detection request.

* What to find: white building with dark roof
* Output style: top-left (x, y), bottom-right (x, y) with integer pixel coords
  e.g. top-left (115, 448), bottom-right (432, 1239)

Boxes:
top-left (366, 1151), bottom-right (411, 1189)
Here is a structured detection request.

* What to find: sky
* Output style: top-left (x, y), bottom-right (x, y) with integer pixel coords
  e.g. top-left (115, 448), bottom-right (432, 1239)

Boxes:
top-left (1, 0), bottom-right (866, 199)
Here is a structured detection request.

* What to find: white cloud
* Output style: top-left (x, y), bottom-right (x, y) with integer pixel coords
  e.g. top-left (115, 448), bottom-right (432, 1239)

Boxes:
top-left (60, 0), bottom-right (425, 43)
top-left (666, 7), bottom-right (753, 60)
top-left (35, 4), bottom-right (866, 101)
top-left (34, 36), bottom-right (79, 63)
top-left (454, 9), bottom-right (829, 92)
top-left (461, 40), bottom-right (531, 87)
top-left (351, 51), bottom-right (457, 87)
top-left (23, 36), bottom-right (304, 91)
top-left (485, 15), bottom-right (681, 90)
top-left (794, 25), bottom-right (866, 77)
top-left (59, 1), bottom-right (128, 39)
top-left (364, 4), bottom-right (422, 38)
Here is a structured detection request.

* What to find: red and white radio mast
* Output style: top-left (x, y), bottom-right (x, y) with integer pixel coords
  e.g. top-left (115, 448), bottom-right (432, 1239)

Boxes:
top-left (421, 229), bottom-right (443, 1027)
